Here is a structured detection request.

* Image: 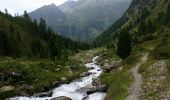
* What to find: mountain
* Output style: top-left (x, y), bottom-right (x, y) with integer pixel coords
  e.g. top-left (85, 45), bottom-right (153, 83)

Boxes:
top-left (94, 0), bottom-right (170, 46)
top-left (29, 4), bottom-right (67, 35)
top-left (29, 0), bottom-right (132, 42)
top-left (58, 0), bottom-right (77, 14)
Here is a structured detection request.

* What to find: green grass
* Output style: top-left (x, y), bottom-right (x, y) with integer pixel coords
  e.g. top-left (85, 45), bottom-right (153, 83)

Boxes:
top-left (0, 57), bottom-right (85, 99)
top-left (98, 48), bottom-right (132, 100)
top-left (139, 59), bottom-right (155, 75)
top-left (97, 48), bottom-right (120, 65)
top-left (150, 37), bottom-right (170, 60)
top-left (100, 70), bottom-right (132, 100)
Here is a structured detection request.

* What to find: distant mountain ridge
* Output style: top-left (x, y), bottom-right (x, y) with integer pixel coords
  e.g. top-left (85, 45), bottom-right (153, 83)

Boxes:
top-left (29, 0), bottom-right (132, 42)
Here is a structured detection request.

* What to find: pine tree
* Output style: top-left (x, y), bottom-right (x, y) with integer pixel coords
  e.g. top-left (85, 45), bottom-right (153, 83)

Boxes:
top-left (147, 19), bottom-right (154, 33)
top-left (165, 4), bottom-right (170, 25)
top-left (23, 11), bottom-right (31, 21)
top-left (117, 30), bottom-right (132, 59)
top-left (139, 21), bottom-right (146, 35)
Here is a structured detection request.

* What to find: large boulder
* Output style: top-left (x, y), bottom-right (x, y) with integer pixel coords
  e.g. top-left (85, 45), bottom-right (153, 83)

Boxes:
top-left (86, 84), bottom-right (107, 95)
top-left (51, 96), bottom-right (72, 100)
top-left (101, 60), bottom-right (120, 72)
top-left (77, 83), bottom-right (107, 94)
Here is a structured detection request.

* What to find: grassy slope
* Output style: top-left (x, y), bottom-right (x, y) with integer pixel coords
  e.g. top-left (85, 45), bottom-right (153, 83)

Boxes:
top-left (98, 0), bottom-right (170, 99)
top-left (98, 48), bottom-right (132, 100)
top-left (100, 33), bottom-right (170, 100)
top-left (0, 48), bottom-right (104, 99)
top-left (0, 57), bottom-right (86, 99)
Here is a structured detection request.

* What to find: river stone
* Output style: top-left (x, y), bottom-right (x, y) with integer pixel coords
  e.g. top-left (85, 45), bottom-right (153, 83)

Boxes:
top-left (78, 83), bottom-right (107, 93)
top-left (86, 84), bottom-right (107, 95)
top-left (51, 96), bottom-right (72, 100)
top-left (52, 81), bottom-right (61, 87)
top-left (0, 85), bottom-right (14, 92)
top-left (87, 67), bottom-right (94, 70)
top-left (80, 72), bottom-right (91, 77)
top-left (61, 77), bottom-right (67, 83)
top-left (92, 78), bottom-right (101, 86)
top-left (34, 91), bottom-right (53, 97)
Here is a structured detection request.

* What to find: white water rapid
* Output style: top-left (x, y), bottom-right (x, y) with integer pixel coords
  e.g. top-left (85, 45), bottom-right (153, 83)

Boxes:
top-left (10, 56), bottom-right (106, 100)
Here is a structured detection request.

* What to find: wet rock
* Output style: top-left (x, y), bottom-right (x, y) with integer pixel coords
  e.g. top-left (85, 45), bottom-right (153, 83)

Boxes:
top-left (92, 78), bottom-right (101, 86)
top-left (77, 83), bottom-right (107, 93)
top-left (34, 91), bottom-right (53, 97)
top-left (51, 96), bottom-right (72, 100)
top-left (87, 67), bottom-right (94, 70)
top-left (82, 96), bottom-right (88, 100)
top-left (52, 81), bottom-right (61, 87)
top-left (0, 85), bottom-right (14, 92)
top-left (61, 77), bottom-right (67, 83)
top-left (86, 84), bottom-right (107, 95)
top-left (97, 69), bottom-right (102, 71)
top-left (80, 72), bottom-right (91, 77)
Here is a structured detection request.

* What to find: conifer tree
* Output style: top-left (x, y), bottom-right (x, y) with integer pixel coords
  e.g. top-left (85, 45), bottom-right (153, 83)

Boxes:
top-left (117, 30), bottom-right (132, 59)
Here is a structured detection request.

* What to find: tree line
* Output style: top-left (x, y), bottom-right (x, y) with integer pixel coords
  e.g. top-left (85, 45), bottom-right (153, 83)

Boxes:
top-left (0, 10), bottom-right (89, 60)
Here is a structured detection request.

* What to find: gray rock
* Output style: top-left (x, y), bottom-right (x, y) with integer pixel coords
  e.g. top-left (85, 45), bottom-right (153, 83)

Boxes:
top-left (102, 61), bottom-right (120, 72)
top-left (92, 78), bottom-right (101, 86)
top-left (51, 96), bottom-right (72, 100)
top-left (0, 85), bottom-right (14, 92)
top-left (61, 77), bottom-right (67, 83)
top-left (80, 72), bottom-right (91, 77)
top-left (52, 81), bottom-right (61, 87)
top-left (86, 84), bottom-right (107, 95)
top-left (77, 85), bottom-right (107, 95)
top-left (34, 91), bottom-right (53, 97)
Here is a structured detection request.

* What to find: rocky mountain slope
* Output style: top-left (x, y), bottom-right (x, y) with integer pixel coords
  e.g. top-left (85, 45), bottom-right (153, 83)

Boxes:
top-left (94, 0), bottom-right (170, 99)
top-left (94, 0), bottom-right (170, 46)
top-left (29, 0), bottom-right (132, 42)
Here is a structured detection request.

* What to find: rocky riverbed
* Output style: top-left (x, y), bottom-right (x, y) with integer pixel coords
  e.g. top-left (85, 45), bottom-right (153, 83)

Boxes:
top-left (9, 56), bottom-right (106, 100)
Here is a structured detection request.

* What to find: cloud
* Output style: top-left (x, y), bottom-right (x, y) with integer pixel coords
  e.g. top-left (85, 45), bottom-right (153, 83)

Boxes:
top-left (0, 0), bottom-right (67, 15)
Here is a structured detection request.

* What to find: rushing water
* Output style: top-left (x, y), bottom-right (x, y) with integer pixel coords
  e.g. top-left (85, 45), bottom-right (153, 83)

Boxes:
top-left (10, 56), bottom-right (106, 100)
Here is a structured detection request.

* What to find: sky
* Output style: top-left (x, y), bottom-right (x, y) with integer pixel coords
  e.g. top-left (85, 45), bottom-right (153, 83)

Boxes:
top-left (0, 0), bottom-right (70, 15)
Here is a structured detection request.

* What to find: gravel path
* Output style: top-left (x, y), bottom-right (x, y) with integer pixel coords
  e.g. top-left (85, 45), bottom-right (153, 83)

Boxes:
top-left (125, 53), bottom-right (148, 100)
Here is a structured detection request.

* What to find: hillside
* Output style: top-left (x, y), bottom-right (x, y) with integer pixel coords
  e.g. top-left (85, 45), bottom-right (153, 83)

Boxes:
top-left (0, 11), bottom-right (89, 59)
top-left (0, 11), bottom-right (89, 99)
top-left (94, 0), bottom-right (170, 46)
top-left (93, 0), bottom-right (170, 99)
top-left (29, 0), bottom-right (132, 42)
